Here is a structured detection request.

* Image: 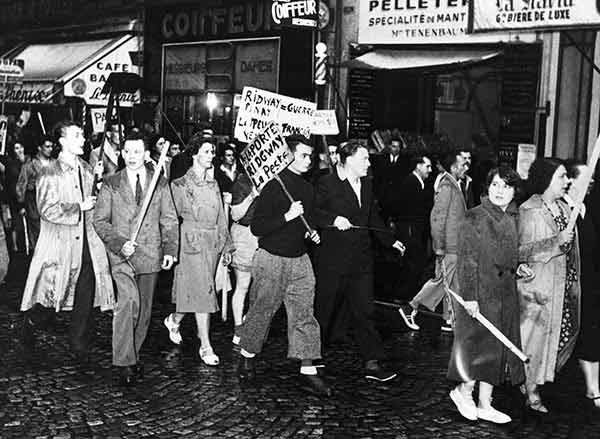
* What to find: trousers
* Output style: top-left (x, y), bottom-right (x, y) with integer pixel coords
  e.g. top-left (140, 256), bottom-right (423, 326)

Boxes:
top-left (239, 248), bottom-right (322, 360)
top-left (111, 261), bottom-right (158, 366)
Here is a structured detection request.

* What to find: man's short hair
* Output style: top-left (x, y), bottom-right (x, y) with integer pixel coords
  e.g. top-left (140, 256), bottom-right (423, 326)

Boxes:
top-left (410, 154), bottom-right (429, 171)
top-left (285, 134), bottom-right (311, 152)
top-left (124, 131), bottom-right (148, 149)
top-left (338, 139), bottom-right (366, 164)
top-left (564, 159), bottom-right (585, 180)
top-left (38, 134), bottom-right (53, 146)
top-left (52, 120), bottom-right (80, 145)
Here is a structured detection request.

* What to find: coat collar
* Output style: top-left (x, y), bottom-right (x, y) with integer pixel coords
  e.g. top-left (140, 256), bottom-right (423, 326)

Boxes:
top-left (481, 196), bottom-right (518, 222)
top-left (186, 165), bottom-right (215, 185)
top-left (521, 194), bottom-right (563, 232)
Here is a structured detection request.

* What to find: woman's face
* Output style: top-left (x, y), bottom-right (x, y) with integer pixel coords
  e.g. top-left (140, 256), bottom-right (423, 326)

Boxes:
top-left (194, 142), bottom-right (215, 169)
top-left (14, 143), bottom-right (25, 160)
top-left (488, 174), bottom-right (515, 209)
top-left (546, 165), bottom-right (570, 200)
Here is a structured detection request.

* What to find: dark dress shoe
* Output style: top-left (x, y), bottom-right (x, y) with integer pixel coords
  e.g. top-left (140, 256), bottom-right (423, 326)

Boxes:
top-left (134, 363), bottom-right (144, 380)
top-left (238, 356), bottom-right (256, 380)
top-left (119, 366), bottom-right (137, 387)
top-left (21, 317), bottom-right (36, 350)
top-left (299, 374), bottom-right (332, 397)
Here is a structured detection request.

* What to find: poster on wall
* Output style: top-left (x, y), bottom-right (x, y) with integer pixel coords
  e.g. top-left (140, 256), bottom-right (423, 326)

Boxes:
top-left (472, 0), bottom-right (600, 32)
top-left (234, 86), bottom-right (316, 143)
top-left (358, 0), bottom-right (530, 44)
top-left (517, 143), bottom-right (537, 179)
top-left (64, 36), bottom-right (141, 107)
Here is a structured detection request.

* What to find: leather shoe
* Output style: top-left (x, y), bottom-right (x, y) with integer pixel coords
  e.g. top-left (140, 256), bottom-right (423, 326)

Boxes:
top-left (119, 366), bottom-right (137, 387)
top-left (299, 374), bottom-right (332, 397)
top-left (238, 356), bottom-right (256, 380)
top-left (21, 317), bottom-right (36, 350)
top-left (134, 363), bottom-right (144, 380)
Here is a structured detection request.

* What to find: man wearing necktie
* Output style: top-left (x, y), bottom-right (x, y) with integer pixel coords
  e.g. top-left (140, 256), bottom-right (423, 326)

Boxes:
top-left (94, 131), bottom-right (179, 387)
top-left (20, 120), bottom-right (114, 363)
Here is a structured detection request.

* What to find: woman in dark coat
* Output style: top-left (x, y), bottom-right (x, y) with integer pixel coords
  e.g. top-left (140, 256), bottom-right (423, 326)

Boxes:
top-left (448, 166), bottom-right (527, 424)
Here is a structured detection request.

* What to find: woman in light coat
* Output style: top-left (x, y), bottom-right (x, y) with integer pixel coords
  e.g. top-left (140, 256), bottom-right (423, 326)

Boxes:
top-left (518, 158), bottom-right (580, 413)
top-left (164, 138), bottom-right (233, 366)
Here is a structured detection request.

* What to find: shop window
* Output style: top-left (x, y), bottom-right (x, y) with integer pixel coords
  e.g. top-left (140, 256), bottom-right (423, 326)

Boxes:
top-left (162, 37), bottom-right (280, 140)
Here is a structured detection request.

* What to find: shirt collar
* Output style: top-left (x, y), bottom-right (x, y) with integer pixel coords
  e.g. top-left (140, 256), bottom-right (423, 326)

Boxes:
top-left (337, 166), bottom-right (360, 184)
top-left (58, 152), bottom-right (79, 170)
top-left (412, 171), bottom-right (424, 189)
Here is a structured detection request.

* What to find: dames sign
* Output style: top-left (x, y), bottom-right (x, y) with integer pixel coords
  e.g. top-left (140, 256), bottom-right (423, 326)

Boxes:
top-left (472, 0), bottom-right (600, 31)
top-left (239, 122), bottom-right (293, 191)
top-left (234, 87), bottom-right (316, 143)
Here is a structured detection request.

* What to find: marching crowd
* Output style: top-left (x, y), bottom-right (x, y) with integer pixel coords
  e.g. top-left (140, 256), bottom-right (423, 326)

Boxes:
top-left (0, 120), bottom-right (599, 426)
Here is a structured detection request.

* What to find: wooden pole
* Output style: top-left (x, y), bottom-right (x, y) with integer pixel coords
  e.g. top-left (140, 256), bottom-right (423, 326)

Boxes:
top-left (130, 143), bottom-right (170, 243)
top-left (274, 174), bottom-right (313, 233)
top-left (566, 133), bottom-right (600, 232)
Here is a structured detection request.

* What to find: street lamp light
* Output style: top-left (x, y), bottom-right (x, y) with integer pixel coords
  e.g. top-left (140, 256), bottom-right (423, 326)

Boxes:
top-left (206, 92), bottom-right (218, 123)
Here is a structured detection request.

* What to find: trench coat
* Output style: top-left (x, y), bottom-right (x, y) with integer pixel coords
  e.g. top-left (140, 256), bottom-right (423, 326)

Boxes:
top-left (20, 153), bottom-right (114, 312)
top-left (518, 194), bottom-right (580, 385)
top-left (447, 198), bottom-right (525, 385)
top-left (171, 168), bottom-right (232, 313)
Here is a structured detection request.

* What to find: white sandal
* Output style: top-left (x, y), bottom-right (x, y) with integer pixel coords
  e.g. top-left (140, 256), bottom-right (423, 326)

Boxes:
top-left (199, 347), bottom-right (220, 366)
top-left (163, 314), bottom-right (182, 345)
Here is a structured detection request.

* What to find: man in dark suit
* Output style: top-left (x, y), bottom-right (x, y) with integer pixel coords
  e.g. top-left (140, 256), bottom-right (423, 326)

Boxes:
top-left (314, 140), bottom-right (405, 382)
top-left (392, 155), bottom-right (433, 302)
top-left (372, 138), bottom-right (410, 221)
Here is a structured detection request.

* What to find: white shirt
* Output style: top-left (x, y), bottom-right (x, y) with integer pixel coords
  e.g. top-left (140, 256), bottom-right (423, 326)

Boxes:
top-left (412, 171), bottom-right (425, 190)
top-left (220, 163), bottom-right (237, 182)
top-left (390, 154), bottom-right (398, 164)
top-left (127, 168), bottom-right (147, 196)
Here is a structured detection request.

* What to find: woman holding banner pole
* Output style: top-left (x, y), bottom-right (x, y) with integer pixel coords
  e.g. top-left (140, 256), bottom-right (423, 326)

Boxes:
top-left (518, 158), bottom-right (580, 413)
top-left (448, 167), bottom-right (527, 424)
top-left (165, 138), bottom-right (233, 366)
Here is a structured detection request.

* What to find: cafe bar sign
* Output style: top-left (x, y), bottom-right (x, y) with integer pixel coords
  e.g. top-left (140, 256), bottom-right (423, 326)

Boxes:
top-left (272, 0), bottom-right (317, 28)
top-left (472, 0), bottom-right (600, 32)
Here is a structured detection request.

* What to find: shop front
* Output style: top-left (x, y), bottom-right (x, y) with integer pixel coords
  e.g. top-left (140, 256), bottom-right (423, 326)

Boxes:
top-left (341, 0), bottom-right (541, 165)
top-left (145, 0), bottom-right (314, 141)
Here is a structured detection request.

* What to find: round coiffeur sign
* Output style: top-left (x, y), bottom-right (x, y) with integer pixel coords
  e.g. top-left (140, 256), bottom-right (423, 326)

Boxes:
top-left (64, 36), bottom-right (141, 107)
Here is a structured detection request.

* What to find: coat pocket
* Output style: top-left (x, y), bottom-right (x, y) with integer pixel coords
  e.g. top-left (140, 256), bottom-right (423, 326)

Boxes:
top-left (183, 230), bottom-right (205, 254)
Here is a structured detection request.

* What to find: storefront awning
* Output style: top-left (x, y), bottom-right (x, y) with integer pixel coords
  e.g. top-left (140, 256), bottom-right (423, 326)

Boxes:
top-left (0, 35), bottom-right (140, 104)
top-left (344, 49), bottom-right (502, 71)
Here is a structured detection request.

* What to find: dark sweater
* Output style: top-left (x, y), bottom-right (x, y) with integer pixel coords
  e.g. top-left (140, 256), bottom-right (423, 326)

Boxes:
top-left (251, 168), bottom-right (314, 257)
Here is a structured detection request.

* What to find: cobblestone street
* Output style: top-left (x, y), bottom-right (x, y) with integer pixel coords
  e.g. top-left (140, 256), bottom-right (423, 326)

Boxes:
top-left (1, 257), bottom-right (599, 439)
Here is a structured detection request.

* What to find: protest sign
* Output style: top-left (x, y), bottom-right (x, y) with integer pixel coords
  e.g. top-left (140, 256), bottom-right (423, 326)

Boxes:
top-left (311, 109), bottom-right (339, 135)
top-left (234, 86), bottom-right (316, 143)
top-left (238, 122), bottom-right (293, 191)
top-left (516, 143), bottom-right (537, 179)
top-left (0, 115), bottom-right (7, 155)
top-left (90, 107), bottom-right (107, 133)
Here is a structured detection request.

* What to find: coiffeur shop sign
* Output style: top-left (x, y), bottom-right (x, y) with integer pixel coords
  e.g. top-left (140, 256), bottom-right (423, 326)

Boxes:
top-left (359, 0), bottom-right (514, 43)
top-left (158, 0), bottom-right (274, 42)
top-left (64, 36), bottom-right (141, 106)
top-left (472, 0), bottom-right (600, 32)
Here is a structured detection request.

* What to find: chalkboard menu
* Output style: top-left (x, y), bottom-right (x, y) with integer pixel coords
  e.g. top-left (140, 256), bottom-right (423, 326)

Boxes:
top-left (497, 45), bottom-right (542, 166)
top-left (348, 69), bottom-right (375, 139)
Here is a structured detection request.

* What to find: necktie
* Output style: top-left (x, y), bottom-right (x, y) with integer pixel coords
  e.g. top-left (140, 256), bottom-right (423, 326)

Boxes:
top-left (77, 166), bottom-right (84, 199)
top-left (135, 173), bottom-right (142, 205)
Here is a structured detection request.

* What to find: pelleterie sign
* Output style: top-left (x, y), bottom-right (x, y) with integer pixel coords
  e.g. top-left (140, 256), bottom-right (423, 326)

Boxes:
top-left (472, 0), bottom-right (600, 32)
top-left (358, 0), bottom-right (527, 44)
top-left (234, 86), bottom-right (316, 143)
